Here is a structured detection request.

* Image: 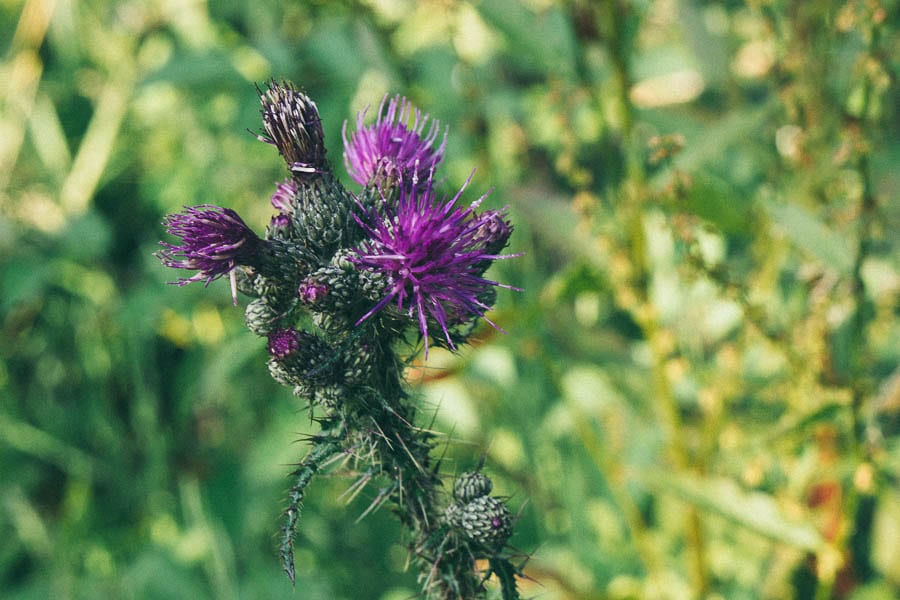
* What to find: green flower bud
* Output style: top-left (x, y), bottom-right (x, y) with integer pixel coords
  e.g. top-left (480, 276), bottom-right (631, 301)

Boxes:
top-left (341, 339), bottom-right (375, 386)
top-left (453, 471), bottom-right (493, 504)
top-left (298, 265), bottom-right (360, 314)
top-left (266, 329), bottom-right (337, 388)
top-left (291, 178), bottom-right (353, 259)
top-left (444, 502), bottom-right (464, 529)
top-left (245, 297), bottom-right (283, 336)
top-left (459, 495), bottom-right (513, 549)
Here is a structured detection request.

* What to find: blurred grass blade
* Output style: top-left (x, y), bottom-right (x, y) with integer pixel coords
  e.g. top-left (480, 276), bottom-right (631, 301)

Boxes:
top-left (684, 173), bottom-right (753, 236)
top-left (0, 414), bottom-right (94, 478)
top-left (476, 0), bottom-right (576, 77)
top-left (651, 472), bottom-right (824, 552)
top-left (59, 72), bottom-right (134, 216)
top-left (763, 200), bottom-right (854, 274)
top-left (0, 51), bottom-right (42, 193)
top-left (655, 101), bottom-right (776, 179)
top-left (28, 92), bottom-right (72, 177)
top-left (759, 402), bottom-right (847, 446)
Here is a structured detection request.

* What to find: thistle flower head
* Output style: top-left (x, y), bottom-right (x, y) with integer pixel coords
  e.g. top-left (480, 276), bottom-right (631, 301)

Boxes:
top-left (258, 81), bottom-right (327, 177)
top-left (157, 204), bottom-right (259, 304)
top-left (459, 495), bottom-right (513, 549)
top-left (342, 95), bottom-right (447, 190)
top-left (350, 171), bottom-right (515, 356)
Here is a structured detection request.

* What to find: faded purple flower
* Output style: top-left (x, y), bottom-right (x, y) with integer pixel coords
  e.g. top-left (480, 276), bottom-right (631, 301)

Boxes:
top-left (470, 209), bottom-right (514, 257)
top-left (157, 204), bottom-right (259, 304)
top-left (350, 171), bottom-right (516, 356)
top-left (269, 179), bottom-right (296, 232)
top-left (257, 81), bottom-right (327, 177)
top-left (342, 95), bottom-right (447, 190)
top-left (271, 178), bottom-right (297, 212)
top-left (269, 212), bottom-right (291, 231)
top-left (297, 278), bottom-right (328, 304)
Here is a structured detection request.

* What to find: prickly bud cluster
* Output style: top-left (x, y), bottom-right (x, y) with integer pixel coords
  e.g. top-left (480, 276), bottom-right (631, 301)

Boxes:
top-left (445, 471), bottom-right (513, 551)
top-left (244, 297), bottom-right (283, 336)
top-left (444, 501), bottom-right (465, 529)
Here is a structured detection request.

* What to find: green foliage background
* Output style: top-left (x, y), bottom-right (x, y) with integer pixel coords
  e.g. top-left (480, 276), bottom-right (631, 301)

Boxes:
top-left (1, 0), bottom-right (898, 598)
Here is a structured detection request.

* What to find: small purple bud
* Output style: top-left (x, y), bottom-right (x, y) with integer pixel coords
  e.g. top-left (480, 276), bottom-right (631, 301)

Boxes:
top-left (269, 213), bottom-right (291, 230)
top-left (473, 209), bottom-right (513, 256)
top-left (267, 328), bottom-right (301, 359)
top-left (298, 278), bottom-right (328, 304)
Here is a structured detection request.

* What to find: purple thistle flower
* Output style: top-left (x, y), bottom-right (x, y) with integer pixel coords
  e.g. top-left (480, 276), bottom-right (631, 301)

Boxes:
top-left (350, 171), bottom-right (517, 356)
top-left (157, 204), bottom-right (260, 305)
top-left (342, 95), bottom-right (447, 190)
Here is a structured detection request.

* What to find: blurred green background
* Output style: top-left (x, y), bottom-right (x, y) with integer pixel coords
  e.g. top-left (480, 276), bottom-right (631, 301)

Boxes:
top-left (2, 0), bottom-right (898, 598)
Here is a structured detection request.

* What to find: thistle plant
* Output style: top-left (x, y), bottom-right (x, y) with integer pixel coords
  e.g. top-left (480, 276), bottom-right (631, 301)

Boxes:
top-left (157, 81), bottom-right (522, 599)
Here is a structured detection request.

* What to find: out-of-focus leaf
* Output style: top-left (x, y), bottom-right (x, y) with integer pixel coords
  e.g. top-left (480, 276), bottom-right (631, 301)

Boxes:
top-left (475, 0), bottom-right (576, 77)
top-left (758, 402), bottom-right (847, 445)
top-left (677, 2), bottom-right (731, 86)
top-left (651, 472), bottom-right (825, 552)
top-left (0, 414), bottom-right (94, 478)
top-left (302, 19), bottom-right (366, 91)
top-left (513, 183), bottom-right (600, 263)
top-left (142, 51), bottom-right (246, 88)
top-left (683, 172), bottom-right (753, 236)
top-left (872, 489), bottom-right (900, 585)
top-left (123, 551), bottom-right (209, 599)
top-left (58, 211), bottom-right (111, 260)
top-left (763, 200), bottom-right (855, 274)
top-left (1, 257), bottom-right (50, 310)
top-left (652, 101), bottom-right (776, 176)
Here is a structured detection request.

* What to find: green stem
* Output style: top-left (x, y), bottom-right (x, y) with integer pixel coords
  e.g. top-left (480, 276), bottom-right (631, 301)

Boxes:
top-left (596, 0), bottom-right (709, 592)
top-left (573, 409), bottom-right (664, 580)
top-left (367, 374), bottom-right (485, 599)
top-left (280, 433), bottom-right (343, 584)
top-left (815, 17), bottom-right (881, 600)
top-left (640, 305), bottom-right (709, 598)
